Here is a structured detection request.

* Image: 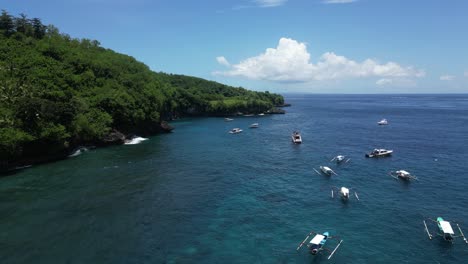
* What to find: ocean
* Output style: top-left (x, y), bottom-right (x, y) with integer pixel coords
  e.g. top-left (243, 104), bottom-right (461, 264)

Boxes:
top-left (1, 94), bottom-right (468, 263)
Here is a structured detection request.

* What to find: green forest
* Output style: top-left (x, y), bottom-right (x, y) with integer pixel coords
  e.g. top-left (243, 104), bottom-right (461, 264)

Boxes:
top-left (0, 10), bottom-right (284, 170)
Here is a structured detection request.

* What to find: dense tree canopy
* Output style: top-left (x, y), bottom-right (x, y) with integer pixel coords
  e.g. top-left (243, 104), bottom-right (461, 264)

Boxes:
top-left (0, 11), bottom-right (284, 167)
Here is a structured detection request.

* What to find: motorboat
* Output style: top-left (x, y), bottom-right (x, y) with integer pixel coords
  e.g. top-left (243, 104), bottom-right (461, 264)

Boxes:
top-left (124, 136), bottom-right (148, 145)
top-left (365, 148), bottom-right (393, 158)
top-left (292, 131), bottom-right (302, 144)
top-left (249, 123), bottom-right (259, 128)
top-left (378, 119), bottom-right (388, 125)
top-left (229, 128), bottom-right (243, 134)
top-left (225, 118), bottom-right (234, 121)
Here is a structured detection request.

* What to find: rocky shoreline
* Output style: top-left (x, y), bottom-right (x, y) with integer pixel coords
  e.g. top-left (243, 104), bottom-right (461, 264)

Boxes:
top-left (0, 106), bottom-right (288, 175)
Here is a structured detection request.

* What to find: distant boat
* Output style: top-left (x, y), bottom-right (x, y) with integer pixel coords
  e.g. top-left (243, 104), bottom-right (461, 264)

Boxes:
top-left (225, 118), bottom-right (234, 121)
top-left (243, 114), bottom-right (254, 117)
top-left (365, 148), bottom-right (393, 158)
top-left (249, 123), bottom-right (259, 128)
top-left (331, 155), bottom-right (350, 164)
top-left (378, 119), bottom-right (388, 125)
top-left (124, 136), bottom-right (148, 145)
top-left (292, 131), bottom-right (302, 144)
top-left (68, 147), bottom-right (88, 157)
top-left (390, 170), bottom-right (418, 181)
top-left (320, 166), bottom-right (334, 176)
top-left (258, 113), bottom-right (265, 116)
top-left (229, 128), bottom-right (243, 134)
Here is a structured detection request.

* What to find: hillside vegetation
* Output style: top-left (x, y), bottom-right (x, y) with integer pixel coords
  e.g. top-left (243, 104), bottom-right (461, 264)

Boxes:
top-left (0, 11), bottom-right (284, 169)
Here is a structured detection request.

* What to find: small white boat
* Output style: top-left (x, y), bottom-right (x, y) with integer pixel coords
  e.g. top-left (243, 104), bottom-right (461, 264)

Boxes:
top-left (243, 114), bottom-right (254, 117)
top-left (331, 186), bottom-right (360, 201)
top-left (258, 113), bottom-right (265, 116)
top-left (320, 166), bottom-right (334, 176)
top-left (365, 148), bottom-right (393, 158)
top-left (229, 128), bottom-right (243, 134)
top-left (292, 131), bottom-right (302, 144)
top-left (225, 118), bottom-right (234, 121)
top-left (331, 155), bottom-right (350, 163)
top-left (378, 119), bottom-right (388, 125)
top-left (249, 123), bottom-right (259, 128)
top-left (390, 170), bottom-right (417, 181)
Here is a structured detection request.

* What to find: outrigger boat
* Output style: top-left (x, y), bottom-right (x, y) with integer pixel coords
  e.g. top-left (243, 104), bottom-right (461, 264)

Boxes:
top-left (229, 128), bottom-right (243, 134)
top-left (249, 123), bottom-right (259, 128)
top-left (331, 155), bottom-right (350, 164)
top-left (292, 131), bottom-right (302, 144)
top-left (423, 217), bottom-right (467, 244)
top-left (296, 230), bottom-right (343, 260)
top-left (389, 170), bottom-right (417, 181)
top-left (331, 186), bottom-right (360, 201)
top-left (313, 166), bottom-right (338, 176)
top-left (224, 118), bottom-right (234, 121)
top-left (365, 148), bottom-right (393, 158)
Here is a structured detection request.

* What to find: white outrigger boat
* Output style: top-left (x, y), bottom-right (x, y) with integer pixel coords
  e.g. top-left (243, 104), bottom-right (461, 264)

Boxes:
top-left (296, 230), bottom-right (343, 259)
top-left (331, 186), bottom-right (360, 201)
top-left (229, 128), bottom-right (243, 134)
top-left (331, 155), bottom-right (350, 164)
top-left (249, 123), bottom-right (259, 128)
top-left (389, 170), bottom-right (417, 181)
top-left (365, 148), bottom-right (393, 158)
top-left (378, 118), bottom-right (388, 125)
top-left (292, 131), bottom-right (302, 144)
top-left (224, 118), bottom-right (234, 121)
top-left (423, 217), bottom-right (467, 244)
top-left (313, 166), bottom-right (338, 176)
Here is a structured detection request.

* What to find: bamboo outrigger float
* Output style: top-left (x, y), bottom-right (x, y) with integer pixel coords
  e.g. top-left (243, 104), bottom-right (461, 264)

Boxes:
top-left (423, 217), bottom-right (467, 244)
top-left (296, 230), bottom-right (343, 259)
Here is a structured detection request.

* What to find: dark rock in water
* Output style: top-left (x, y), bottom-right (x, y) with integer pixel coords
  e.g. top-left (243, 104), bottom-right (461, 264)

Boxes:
top-left (160, 121), bottom-right (174, 132)
top-left (266, 107), bottom-right (286, 114)
top-left (101, 129), bottom-right (126, 146)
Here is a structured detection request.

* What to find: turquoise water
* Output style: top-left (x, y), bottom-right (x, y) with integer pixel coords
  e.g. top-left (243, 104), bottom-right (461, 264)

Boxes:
top-left (1, 94), bottom-right (468, 263)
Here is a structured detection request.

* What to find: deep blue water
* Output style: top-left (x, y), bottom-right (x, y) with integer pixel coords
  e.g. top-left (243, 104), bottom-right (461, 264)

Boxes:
top-left (1, 94), bottom-right (468, 263)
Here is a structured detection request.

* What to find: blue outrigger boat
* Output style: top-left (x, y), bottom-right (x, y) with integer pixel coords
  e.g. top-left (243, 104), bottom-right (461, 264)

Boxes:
top-left (296, 230), bottom-right (343, 259)
top-left (423, 217), bottom-right (467, 244)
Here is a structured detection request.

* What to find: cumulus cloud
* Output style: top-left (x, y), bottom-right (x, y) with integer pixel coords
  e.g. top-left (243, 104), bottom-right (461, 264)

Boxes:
top-left (440, 75), bottom-right (455, 81)
top-left (376, 78), bottom-right (393, 86)
top-left (323, 0), bottom-right (358, 4)
top-left (255, 0), bottom-right (288, 7)
top-left (214, 38), bottom-right (425, 83)
top-left (216, 56), bottom-right (230, 67)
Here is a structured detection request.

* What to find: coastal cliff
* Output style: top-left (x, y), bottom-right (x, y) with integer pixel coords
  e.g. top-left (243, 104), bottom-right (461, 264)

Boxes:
top-left (0, 11), bottom-right (284, 172)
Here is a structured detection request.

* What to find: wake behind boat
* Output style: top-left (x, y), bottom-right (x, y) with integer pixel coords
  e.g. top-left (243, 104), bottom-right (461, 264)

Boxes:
top-left (292, 131), bottom-right (302, 144)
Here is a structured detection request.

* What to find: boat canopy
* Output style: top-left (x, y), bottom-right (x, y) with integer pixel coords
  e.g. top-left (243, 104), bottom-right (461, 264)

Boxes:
top-left (310, 234), bottom-right (325, 245)
top-left (341, 187), bottom-right (349, 194)
top-left (397, 170), bottom-right (410, 175)
top-left (440, 221), bottom-right (455, 234)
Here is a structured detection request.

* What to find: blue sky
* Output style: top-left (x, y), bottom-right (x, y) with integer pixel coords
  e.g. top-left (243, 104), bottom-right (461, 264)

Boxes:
top-left (3, 0), bottom-right (468, 93)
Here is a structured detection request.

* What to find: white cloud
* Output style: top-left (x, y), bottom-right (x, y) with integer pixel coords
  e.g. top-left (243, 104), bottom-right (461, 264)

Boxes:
top-left (376, 78), bottom-right (393, 86)
top-left (255, 0), bottom-right (287, 7)
top-left (214, 38), bottom-right (425, 83)
top-left (440, 75), bottom-right (455, 81)
top-left (323, 0), bottom-right (358, 4)
top-left (216, 56), bottom-right (230, 67)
